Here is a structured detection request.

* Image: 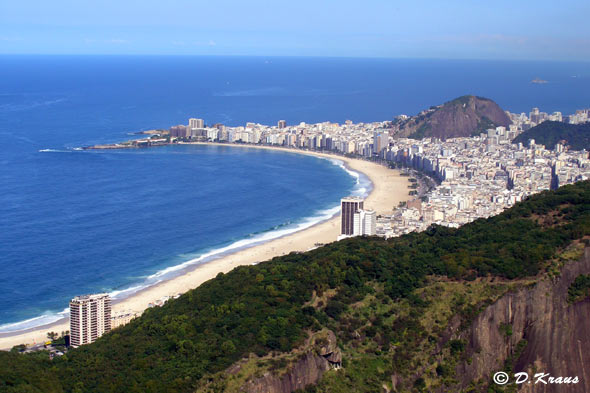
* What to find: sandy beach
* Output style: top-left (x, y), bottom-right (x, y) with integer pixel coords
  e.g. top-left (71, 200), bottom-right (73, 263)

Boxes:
top-left (0, 144), bottom-right (410, 350)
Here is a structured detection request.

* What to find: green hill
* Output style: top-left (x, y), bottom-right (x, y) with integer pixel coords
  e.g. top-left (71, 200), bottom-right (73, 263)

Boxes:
top-left (2, 181), bottom-right (590, 393)
top-left (512, 121), bottom-right (590, 150)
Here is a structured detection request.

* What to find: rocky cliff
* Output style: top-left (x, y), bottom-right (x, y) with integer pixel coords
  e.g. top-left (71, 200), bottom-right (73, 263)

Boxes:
top-left (395, 95), bottom-right (512, 140)
top-left (452, 247), bottom-right (590, 392)
top-left (239, 352), bottom-right (330, 393)
top-left (240, 331), bottom-right (342, 393)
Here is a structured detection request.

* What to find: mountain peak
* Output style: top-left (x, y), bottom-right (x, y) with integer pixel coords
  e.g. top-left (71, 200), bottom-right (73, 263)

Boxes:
top-left (393, 95), bottom-right (512, 140)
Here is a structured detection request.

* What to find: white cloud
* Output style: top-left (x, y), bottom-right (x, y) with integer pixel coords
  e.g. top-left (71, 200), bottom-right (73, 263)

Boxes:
top-left (108, 39), bottom-right (130, 44)
top-left (192, 40), bottom-right (217, 47)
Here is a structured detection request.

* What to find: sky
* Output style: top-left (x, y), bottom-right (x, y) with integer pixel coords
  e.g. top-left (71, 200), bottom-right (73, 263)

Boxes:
top-left (1, 0), bottom-right (589, 60)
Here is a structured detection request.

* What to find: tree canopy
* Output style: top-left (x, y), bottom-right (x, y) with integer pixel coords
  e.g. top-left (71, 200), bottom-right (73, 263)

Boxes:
top-left (2, 181), bottom-right (590, 393)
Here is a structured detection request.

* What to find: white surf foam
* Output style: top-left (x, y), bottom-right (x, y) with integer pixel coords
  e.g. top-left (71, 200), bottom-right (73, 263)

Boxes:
top-left (106, 157), bottom-right (372, 300)
top-left (107, 203), bottom-right (343, 301)
top-left (1, 152), bottom-right (373, 333)
top-left (325, 157), bottom-right (372, 198)
top-left (0, 308), bottom-right (69, 334)
top-left (38, 148), bottom-right (74, 153)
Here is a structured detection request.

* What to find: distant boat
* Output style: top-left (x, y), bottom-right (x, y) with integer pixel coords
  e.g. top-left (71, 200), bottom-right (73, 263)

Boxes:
top-left (531, 77), bottom-right (548, 84)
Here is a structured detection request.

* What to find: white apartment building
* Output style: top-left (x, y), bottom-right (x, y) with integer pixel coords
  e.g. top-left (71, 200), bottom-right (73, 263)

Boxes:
top-left (69, 293), bottom-right (111, 347)
top-left (353, 209), bottom-right (376, 236)
top-left (206, 128), bottom-right (219, 141)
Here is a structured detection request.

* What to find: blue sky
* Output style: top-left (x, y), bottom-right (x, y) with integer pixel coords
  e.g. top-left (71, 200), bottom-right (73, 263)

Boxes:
top-left (1, 0), bottom-right (589, 60)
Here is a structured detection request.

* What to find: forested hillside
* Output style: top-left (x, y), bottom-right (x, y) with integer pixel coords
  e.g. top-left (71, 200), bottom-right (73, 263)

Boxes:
top-left (513, 121), bottom-right (590, 150)
top-left (2, 181), bottom-right (590, 393)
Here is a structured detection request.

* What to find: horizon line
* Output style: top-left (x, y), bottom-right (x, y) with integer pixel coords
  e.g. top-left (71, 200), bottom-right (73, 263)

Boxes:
top-left (1, 53), bottom-right (589, 64)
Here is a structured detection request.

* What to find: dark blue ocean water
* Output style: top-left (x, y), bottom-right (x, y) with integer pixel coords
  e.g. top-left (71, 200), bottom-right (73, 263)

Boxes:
top-left (1, 55), bottom-right (590, 332)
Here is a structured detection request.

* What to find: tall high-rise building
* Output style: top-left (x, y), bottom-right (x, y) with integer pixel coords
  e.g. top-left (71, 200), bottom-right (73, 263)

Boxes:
top-left (373, 131), bottom-right (389, 154)
top-left (341, 196), bottom-right (364, 235)
top-left (69, 294), bottom-right (111, 347)
top-left (278, 120), bottom-right (287, 129)
top-left (529, 108), bottom-right (541, 124)
top-left (189, 118), bottom-right (205, 129)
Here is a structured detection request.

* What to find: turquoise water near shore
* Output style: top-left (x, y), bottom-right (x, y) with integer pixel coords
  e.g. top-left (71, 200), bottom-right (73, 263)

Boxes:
top-left (1, 55), bottom-right (589, 332)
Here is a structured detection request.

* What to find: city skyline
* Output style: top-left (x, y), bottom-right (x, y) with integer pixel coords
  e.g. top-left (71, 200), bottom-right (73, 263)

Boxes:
top-left (1, 1), bottom-right (589, 61)
top-left (151, 104), bottom-right (590, 239)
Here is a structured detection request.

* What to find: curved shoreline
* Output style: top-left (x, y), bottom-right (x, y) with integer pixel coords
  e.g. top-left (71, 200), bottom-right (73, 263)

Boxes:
top-left (1, 146), bottom-right (366, 334)
top-left (0, 145), bottom-right (410, 349)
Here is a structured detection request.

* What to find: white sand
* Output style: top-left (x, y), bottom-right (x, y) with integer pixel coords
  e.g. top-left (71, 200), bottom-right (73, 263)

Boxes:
top-left (0, 145), bottom-right (410, 350)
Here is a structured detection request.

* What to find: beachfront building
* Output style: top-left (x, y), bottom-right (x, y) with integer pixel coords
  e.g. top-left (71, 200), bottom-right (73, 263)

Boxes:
top-left (373, 130), bottom-right (389, 156)
top-left (111, 310), bottom-right (139, 329)
top-left (341, 196), bottom-right (364, 235)
top-left (69, 293), bottom-right (111, 347)
top-left (353, 209), bottom-right (376, 236)
top-left (189, 118), bottom-right (205, 129)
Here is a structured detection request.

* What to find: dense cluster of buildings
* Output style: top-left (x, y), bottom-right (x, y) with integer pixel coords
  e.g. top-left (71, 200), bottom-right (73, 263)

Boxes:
top-left (523, 107), bottom-right (589, 128)
top-left (170, 108), bottom-right (588, 157)
top-left (380, 133), bottom-right (589, 237)
top-left (377, 108), bottom-right (590, 237)
top-left (175, 106), bottom-right (588, 240)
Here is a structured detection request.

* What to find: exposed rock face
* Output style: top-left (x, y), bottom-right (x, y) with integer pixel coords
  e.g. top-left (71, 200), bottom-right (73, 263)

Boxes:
top-left (396, 95), bottom-right (511, 140)
top-left (317, 330), bottom-right (342, 366)
top-left (241, 330), bottom-right (342, 393)
top-left (453, 247), bottom-right (590, 392)
top-left (240, 352), bottom-right (330, 393)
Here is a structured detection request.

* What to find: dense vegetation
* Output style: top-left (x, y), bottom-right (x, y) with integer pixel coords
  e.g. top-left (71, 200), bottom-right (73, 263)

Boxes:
top-left (512, 121), bottom-right (590, 150)
top-left (567, 274), bottom-right (590, 304)
top-left (2, 181), bottom-right (590, 392)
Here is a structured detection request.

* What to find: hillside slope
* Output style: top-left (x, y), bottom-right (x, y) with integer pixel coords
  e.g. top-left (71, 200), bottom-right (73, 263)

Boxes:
top-left (512, 120), bottom-right (590, 151)
top-left (1, 181), bottom-right (590, 393)
top-left (394, 95), bottom-right (512, 140)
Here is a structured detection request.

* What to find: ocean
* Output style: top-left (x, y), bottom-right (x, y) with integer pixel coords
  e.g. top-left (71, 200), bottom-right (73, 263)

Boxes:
top-left (1, 55), bottom-right (589, 332)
